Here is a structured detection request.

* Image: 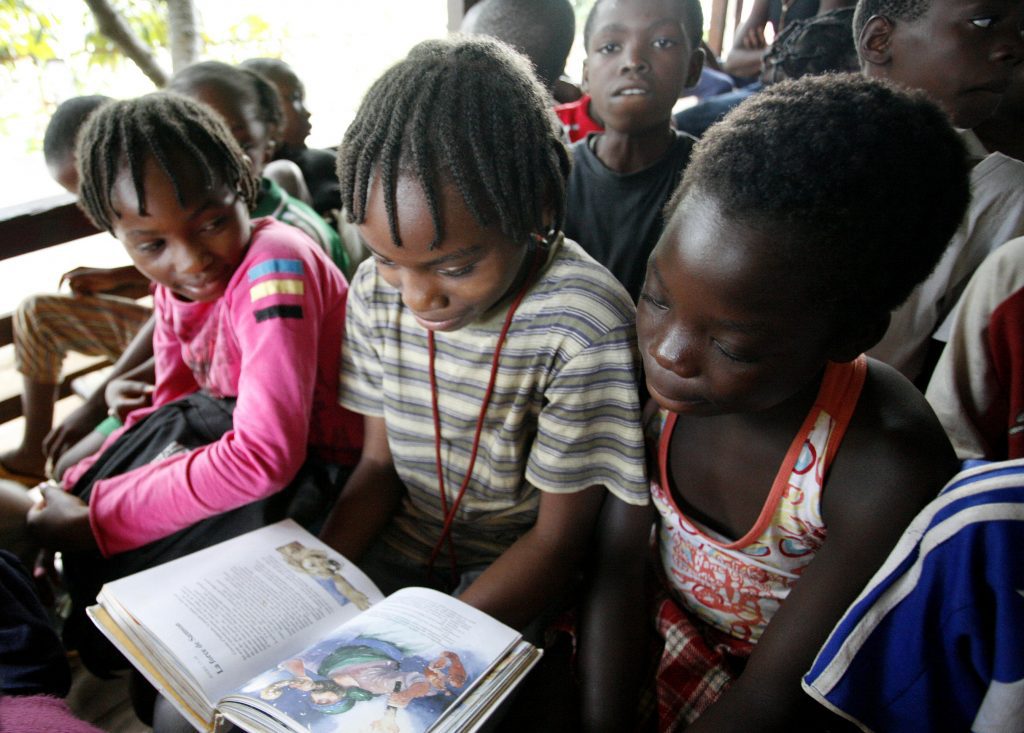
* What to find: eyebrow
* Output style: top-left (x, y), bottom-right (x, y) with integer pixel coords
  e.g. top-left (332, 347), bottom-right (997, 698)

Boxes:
top-left (651, 257), bottom-right (669, 291)
top-left (594, 18), bottom-right (685, 35)
top-left (366, 243), bottom-right (485, 267)
top-left (122, 197), bottom-right (223, 235)
top-left (651, 257), bottom-right (769, 335)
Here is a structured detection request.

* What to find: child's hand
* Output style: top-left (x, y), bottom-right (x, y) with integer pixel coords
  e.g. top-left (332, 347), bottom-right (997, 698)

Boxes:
top-left (25, 483), bottom-right (97, 552)
top-left (59, 266), bottom-right (125, 296)
top-left (742, 26), bottom-right (767, 49)
top-left (42, 400), bottom-right (107, 465)
top-left (104, 379), bottom-right (155, 422)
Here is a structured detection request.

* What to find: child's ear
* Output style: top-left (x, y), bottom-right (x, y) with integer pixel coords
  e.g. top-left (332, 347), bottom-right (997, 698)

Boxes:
top-left (827, 312), bottom-right (891, 363)
top-left (858, 15), bottom-right (895, 70)
top-left (684, 46), bottom-right (705, 90)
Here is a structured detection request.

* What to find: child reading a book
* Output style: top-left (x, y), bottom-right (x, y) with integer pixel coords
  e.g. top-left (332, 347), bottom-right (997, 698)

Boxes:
top-left (579, 75), bottom-right (970, 732)
top-left (320, 36), bottom-right (648, 640)
top-left (26, 93), bottom-right (363, 674)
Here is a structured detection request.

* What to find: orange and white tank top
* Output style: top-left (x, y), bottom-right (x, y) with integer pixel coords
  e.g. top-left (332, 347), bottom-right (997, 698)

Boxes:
top-left (651, 356), bottom-right (867, 643)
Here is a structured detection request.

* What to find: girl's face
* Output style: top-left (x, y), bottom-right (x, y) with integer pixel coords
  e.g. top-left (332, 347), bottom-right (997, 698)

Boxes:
top-left (190, 83), bottom-right (275, 175)
top-left (110, 156), bottom-right (250, 303)
top-left (636, 193), bottom-right (836, 416)
top-left (358, 175), bottom-right (533, 333)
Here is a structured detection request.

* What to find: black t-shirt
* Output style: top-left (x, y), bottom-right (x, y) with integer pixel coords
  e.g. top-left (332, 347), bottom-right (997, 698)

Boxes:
top-left (563, 131), bottom-right (696, 301)
top-left (292, 146), bottom-right (340, 221)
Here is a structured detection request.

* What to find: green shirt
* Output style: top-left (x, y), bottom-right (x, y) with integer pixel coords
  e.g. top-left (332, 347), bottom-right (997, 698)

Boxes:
top-left (253, 178), bottom-right (351, 278)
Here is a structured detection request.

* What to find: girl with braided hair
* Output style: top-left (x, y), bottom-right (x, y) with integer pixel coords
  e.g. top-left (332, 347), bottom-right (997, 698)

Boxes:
top-left (320, 36), bottom-right (648, 656)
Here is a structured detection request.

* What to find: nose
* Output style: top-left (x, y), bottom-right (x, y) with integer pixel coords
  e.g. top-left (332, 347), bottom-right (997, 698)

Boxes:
top-left (650, 326), bottom-right (702, 378)
top-left (993, 12), bottom-right (1024, 62)
top-left (400, 271), bottom-right (448, 314)
top-left (620, 41), bottom-right (650, 74)
top-left (174, 239), bottom-right (213, 274)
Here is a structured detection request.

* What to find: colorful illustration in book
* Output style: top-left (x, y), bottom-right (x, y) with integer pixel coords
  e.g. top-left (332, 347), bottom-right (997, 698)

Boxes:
top-left (252, 636), bottom-right (469, 732)
top-left (276, 541), bottom-right (372, 610)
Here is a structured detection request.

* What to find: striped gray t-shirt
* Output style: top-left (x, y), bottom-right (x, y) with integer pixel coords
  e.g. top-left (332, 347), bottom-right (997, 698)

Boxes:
top-left (339, 235), bottom-right (649, 567)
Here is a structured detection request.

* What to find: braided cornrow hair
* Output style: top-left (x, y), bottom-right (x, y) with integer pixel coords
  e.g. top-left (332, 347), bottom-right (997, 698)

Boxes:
top-left (337, 35), bottom-right (570, 249)
top-left (75, 92), bottom-right (260, 233)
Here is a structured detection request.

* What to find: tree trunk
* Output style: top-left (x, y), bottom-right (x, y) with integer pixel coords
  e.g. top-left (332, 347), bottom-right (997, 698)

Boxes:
top-left (83, 0), bottom-right (168, 87)
top-left (165, 0), bottom-right (200, 72)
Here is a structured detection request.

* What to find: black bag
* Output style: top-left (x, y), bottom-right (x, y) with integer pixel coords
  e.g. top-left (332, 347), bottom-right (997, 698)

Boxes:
top-left (62, 391), bottom-right (348, 675)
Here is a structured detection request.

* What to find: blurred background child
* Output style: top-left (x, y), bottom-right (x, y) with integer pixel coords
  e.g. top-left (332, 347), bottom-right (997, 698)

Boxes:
top-left (0, 95), bottom-right (154, 487)
top-left (562, 0), bottom-right (704, 302)
top-left (239, 57), bottom-right (344, 227)
top-left (857, 0), bottom-right (1024, 384)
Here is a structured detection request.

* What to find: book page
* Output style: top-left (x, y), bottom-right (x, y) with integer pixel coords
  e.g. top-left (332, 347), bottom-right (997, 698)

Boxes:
top-left (87, 605), bottom-right (214, 732)
top-left (435, 641), bottom-right (542, 733)
top-left (97, 520), bottom-right (385, 703)
top-left (220, 587), bottom-right (523, 733)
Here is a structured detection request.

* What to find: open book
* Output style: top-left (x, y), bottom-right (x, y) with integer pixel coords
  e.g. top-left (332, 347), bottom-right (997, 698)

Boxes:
top-left (87, 520), bottom-right (541, 733)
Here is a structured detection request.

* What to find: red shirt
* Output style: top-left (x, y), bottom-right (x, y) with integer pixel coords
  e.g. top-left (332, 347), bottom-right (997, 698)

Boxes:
top-left (554, 95), bottom-right (603, 143)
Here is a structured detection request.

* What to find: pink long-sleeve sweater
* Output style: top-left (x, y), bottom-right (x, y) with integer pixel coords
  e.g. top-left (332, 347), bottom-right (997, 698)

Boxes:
top-left (64, 219), bottom-right (362, 557)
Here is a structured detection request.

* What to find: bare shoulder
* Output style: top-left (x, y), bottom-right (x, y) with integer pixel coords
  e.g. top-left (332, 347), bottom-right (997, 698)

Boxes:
top-left (823, 357), bottom-right (958, 525)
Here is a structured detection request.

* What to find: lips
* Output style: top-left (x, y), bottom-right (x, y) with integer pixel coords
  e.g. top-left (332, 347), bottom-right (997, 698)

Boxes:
top-left (651, 384), bottom-right (708, 408)
top-left (645, 369), bottom-right (713, 413)
top-left (181, 279), bottom-right (223, 300)
top-left (965, 84), bottom-right (1009, 100)
top-left (180, 266), bottom-right (230, 301)
top-left (412, 311), bottom-right (467, 332)
top-left (613, 84), bottom-right (651, 97)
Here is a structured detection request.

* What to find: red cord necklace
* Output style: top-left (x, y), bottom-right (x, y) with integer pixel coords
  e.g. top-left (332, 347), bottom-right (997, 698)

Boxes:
top-left (426, 245), bottom-right (543, 587)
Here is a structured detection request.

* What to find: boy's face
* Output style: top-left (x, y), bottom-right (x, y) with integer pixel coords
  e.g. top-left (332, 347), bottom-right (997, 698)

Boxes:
top-left (583, 0), bottom-right (702, 134)
top-left (110, 156), bottom-right (250, 303)
top-left (636, 193), bottom-right (838, 417)
top-left (860, 0), bottom-right (1024, 129)
top-left (268, 70), bottom-right (312, 152)
top-left (359, 175), bottom-right (533, 333)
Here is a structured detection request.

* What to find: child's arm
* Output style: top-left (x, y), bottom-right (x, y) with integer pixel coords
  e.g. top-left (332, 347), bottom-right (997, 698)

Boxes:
top-left (57, 311), bottom-right (195, 492)
top-left (685, 362), bottom-right (958, 732)
top-left (723, 0), bottom-right (772, 78)
top-left (319, 415), bottom-right (405, 561)
top-left (42, 317), bottom-right (158, 465)
top-left (578, 495), bottom-right (656, 733)
top-left (82, 238), bottom-right (345, 557)
top-left (60, 264), bottom-right (150, 299)
top-left (458, 483), bottom-right (605, 631)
